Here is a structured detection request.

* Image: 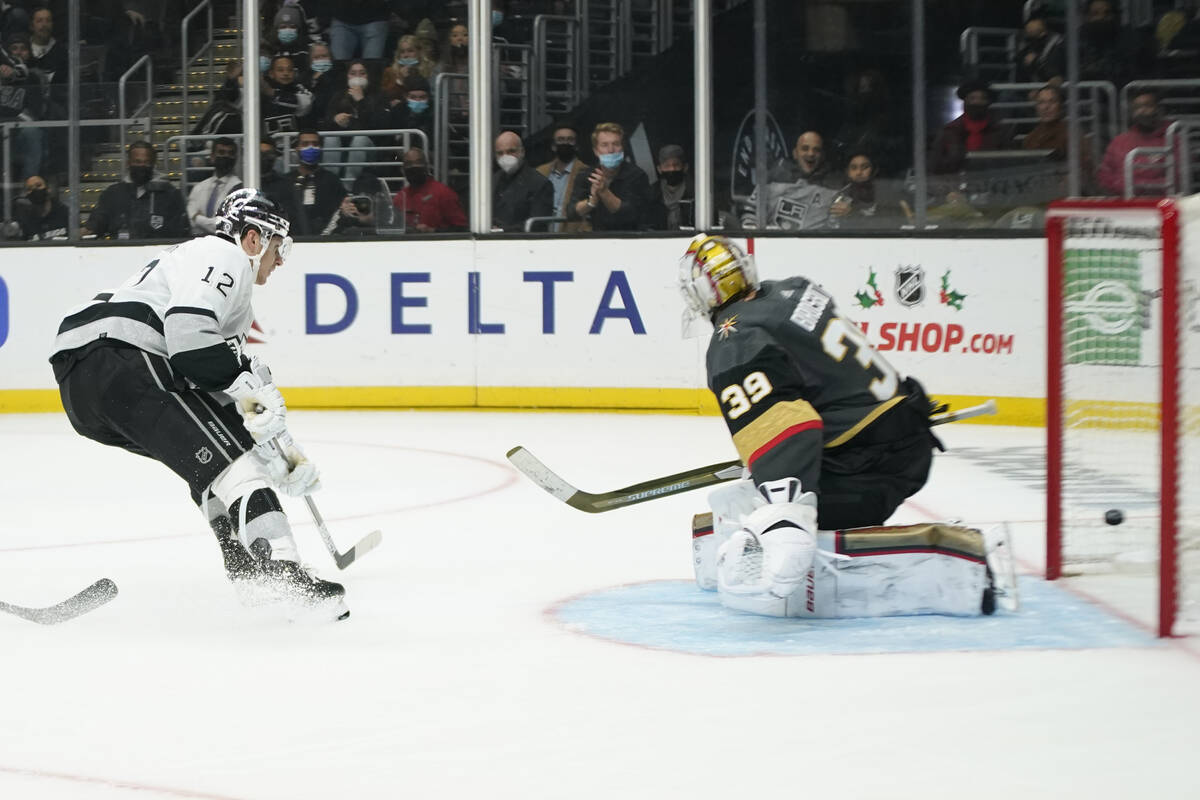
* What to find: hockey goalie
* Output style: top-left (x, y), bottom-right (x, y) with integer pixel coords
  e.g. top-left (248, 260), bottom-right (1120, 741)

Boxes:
top-left (679, 234), bottom-right (1016, 618)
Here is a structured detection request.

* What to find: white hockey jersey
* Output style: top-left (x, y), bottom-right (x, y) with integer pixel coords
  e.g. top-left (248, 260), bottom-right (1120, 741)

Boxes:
top-left (51, 235), bottom-right (256, 390)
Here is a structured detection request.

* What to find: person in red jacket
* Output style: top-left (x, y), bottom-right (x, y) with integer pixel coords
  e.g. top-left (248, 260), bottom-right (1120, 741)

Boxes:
top-left (392, 147), bottom-right (467, 232)
top-left (929, 79), bottom-right (1016, 174)
top-left (1097, 91), bottom-right (1171, 196)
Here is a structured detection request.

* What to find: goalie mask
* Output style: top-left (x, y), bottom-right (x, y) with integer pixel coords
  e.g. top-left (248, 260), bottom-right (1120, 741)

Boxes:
top-left (216, 188), bottom-right (293, 262)
top-left (679, 234), bottom-right (758, 325)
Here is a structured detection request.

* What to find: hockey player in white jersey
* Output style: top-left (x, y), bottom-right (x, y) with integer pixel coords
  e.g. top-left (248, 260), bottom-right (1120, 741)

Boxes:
top-left (679, 234), bottom-right (1016, 618)
top-left (50, 189), bottom-right (348, 619)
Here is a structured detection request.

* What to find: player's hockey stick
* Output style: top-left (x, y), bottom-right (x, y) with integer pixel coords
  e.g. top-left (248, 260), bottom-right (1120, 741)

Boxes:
top-left (303, 495), bottom-right (382, 570)
top-left (0, 578), bottom-right (118, 624)
top-left (508, 399), bottom-right (998, 513)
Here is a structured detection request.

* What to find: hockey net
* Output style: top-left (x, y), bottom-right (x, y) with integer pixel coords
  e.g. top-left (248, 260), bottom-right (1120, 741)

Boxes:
top-left (1046, 198), bottom-right (1200, 637)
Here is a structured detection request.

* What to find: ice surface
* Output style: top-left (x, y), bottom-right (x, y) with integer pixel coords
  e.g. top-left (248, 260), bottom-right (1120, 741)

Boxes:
top-left (1, 411), bottom-right (1198, 799)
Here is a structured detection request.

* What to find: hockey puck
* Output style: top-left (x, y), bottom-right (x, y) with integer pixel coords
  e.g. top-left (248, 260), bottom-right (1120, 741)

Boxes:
top-left (1105, 509), bottom-right (1124, 526)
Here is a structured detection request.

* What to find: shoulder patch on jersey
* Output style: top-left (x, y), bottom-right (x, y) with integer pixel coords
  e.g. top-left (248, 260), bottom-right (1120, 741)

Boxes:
top-left (789, 284), bottom-right (831, 332)
top-left (716, 314), bottom-right (739, 340)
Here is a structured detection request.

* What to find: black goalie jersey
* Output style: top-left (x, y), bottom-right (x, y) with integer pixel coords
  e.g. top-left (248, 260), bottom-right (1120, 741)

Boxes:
top-left (707, 277), bottom-right (938, 506)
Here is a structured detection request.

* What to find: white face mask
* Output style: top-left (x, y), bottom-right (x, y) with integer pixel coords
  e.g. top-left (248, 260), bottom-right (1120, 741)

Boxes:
top-left (348, 76), bottom-right (368, 89)
top-left (497, 154), bottom-right (521, 174)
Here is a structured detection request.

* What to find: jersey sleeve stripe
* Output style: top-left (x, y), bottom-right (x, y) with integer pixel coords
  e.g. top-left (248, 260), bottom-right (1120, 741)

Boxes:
top-left (165, 306), bottom-right (219, 321)
top-left (823, 395), bottom-right (907, 449)
top-left (731, 398), bottom-right (823, 468)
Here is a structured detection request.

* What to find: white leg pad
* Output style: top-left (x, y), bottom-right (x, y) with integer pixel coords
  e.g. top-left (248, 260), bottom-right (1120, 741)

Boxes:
top-left (209, 452), bottom-right (299, 561)
top-left (693, 479), bottom-right (764, 589)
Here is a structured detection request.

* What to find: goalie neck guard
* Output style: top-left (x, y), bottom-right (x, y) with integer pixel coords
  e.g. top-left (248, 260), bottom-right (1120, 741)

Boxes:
top-left (679, 234), bottom-right (759, 325)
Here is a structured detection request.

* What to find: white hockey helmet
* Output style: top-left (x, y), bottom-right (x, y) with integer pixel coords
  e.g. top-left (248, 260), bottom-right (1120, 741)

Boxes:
top-left (678, 233), bottom-right (758, 320)
top-left (216, 188), bottom-right (292, 259)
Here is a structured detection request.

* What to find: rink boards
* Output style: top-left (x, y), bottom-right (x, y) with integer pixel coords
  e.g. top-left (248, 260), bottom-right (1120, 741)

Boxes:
top-left (0, 236), bottom-right (1044, 423)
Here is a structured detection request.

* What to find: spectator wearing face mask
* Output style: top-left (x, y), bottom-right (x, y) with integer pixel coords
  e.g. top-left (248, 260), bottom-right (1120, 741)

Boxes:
top-left (271, 4), bottom-right (309, 73)
top-left (568, 122), bottom-right (652, 232)
top-left (187, 137), bottom-right (244, 235)
top-left (493, 130), bottom-right (553, 232)
top-left (323, 58), bottom-right (388, 179)
top-left (647, 144), bottom-right (694, 231)
top-left (385, 74), bottom-right (432, 143)
top-left (392, 146), bottom-right (466, 232)
top-left (287, 128), bottom-right (348, 235)
top-left (258, 136), bottom-right (309, 235)
top-left (82, 141), bottom-right (188, 240)
top-left (262, 54), bottom-right (313, 130)
top-left (536, 123), bottom-right (589, 232)
top-left (10, 174), bottom-right (68, 240)
top-left (930, 80), bottom-right (1015, 175)
top-left (1097, 91), bottom-right (1172, 196)
top-left (382, 34), bottom-right (436, 105)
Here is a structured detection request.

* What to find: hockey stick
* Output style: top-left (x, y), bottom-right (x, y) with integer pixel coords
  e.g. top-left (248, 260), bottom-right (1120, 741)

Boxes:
top-left (0, 578), bottom-right (118, 625)
top-left (303, 495), bottom-right (382, 571)
top-left (507, 399), bottom-right (999, 513)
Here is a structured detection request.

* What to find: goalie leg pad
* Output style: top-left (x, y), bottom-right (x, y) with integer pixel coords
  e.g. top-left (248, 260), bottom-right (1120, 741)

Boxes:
top-left (693, 479), bottom-right (763, 590)
top-left (745, 480), bottom-right (819, 597)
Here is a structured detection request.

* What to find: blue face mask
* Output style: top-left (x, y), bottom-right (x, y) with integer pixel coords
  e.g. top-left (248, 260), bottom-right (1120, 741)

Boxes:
top-left (397, 57), bottom-right (419, 67)
top-left (407, 99), bottom-right (429, 114)
top-left (299, 145), bottom-right (322, 165)
top-left (277, 27), bottom-right (298, 44)
top-left (492, 10), bottom-right (504, 26)
top-left (311, 58), bottom-right (332, 73)
top-left (259, 55), bottom-right (271, 73)
top-left (598, 151), bottom-right (624, 169)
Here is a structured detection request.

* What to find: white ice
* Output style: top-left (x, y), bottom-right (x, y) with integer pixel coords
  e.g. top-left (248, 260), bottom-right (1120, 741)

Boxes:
top-left (1, 411), bottom-right (1198, 799)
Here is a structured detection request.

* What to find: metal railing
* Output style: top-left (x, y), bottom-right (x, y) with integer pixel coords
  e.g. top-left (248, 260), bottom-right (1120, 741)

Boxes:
top-left (960, 27), bottom-right (1019, 82)
top-left (274, 128), bottom-right (430, 193)
top-left (163, 133), bottom-right (246, 201)
top-left (533, 15), bottom-right (582, 131)
top-left (1122, 145), bottom-right (1174, 198)
top-left (181, 0), bottom-right (216, 154)
top-left (1166, 119), bottom-right (1200, 195)
top-left (434, 72), bottom-right (469, 191)
top-left (493, 42), bottom-right (533, 139)
top-left (989, 80), bottom-right (1119, 172)
top-left (581, 0), bottom-right (623, 91)
top-left (1120, 79), bottom-right (1200, 129)
top-left (117, 55), bottom-right (154, 166)
top-left (524, 215), bottom-right (567, 232)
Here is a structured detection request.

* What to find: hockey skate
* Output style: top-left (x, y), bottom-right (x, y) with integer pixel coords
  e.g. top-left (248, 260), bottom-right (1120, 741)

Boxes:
top-left (242, 538), bottom-right (350, 621)
top-left (983, 524), bottom-right (1019, 613)
top-left (209, 514), bottom-right (263, 583)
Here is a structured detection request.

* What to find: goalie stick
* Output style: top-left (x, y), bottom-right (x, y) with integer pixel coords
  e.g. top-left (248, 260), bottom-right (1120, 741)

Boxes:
top-left (0, 578), bottom-right (118, 625)
top-left (507, 399), bottom-right (999, 514)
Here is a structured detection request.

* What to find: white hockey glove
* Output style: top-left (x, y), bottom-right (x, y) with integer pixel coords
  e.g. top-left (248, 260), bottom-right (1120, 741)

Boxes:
top-left (255, 432), bottom-right (321, 497)
top-left (224, 368), bottom-right (287, 442)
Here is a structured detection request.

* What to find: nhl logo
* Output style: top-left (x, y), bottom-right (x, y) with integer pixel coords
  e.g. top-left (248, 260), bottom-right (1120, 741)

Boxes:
top-left (195, 446), bottom-right (213, 464)
top-left (895, 265), bottom-right (925, 307)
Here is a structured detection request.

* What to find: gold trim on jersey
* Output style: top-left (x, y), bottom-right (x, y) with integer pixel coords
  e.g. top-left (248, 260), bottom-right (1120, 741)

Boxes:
top-left (732, 398), bottom-right (823, 467)
top-left (823, 395), bottom-right (907, 449)
top-left (836, 523), bottom-right (987, 562)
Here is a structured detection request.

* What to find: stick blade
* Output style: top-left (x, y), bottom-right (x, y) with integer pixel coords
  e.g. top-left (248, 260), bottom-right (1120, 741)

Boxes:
top-left (506, 446), bottom-right (580, 504)
top-left (0, 578), bottom-right (119, 625)
top-left (334, 530), bottom-right (383, 570)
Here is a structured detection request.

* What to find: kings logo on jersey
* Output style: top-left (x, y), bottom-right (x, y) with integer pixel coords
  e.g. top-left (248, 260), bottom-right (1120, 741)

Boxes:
top-left (894, 265), bottom-right (925, 307)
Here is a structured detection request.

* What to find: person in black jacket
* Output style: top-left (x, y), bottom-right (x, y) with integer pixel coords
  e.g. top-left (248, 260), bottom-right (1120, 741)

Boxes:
top-left (492, 130), bottom-right (552, 232)
top-left (259, 136), bottom-right (309, 236)
top-left (567, 122), bottom-right (652, 232)
top-left (11, 174), bottom-right (69, 240)
top-left (81, 141), bottom-right (188, 240)
top-left (287, 129), bottom-right (348, 235)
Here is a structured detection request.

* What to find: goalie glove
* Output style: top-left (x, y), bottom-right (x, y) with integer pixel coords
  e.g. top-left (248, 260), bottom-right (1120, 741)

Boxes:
top-left (255, 432), bottom-right (321, 497)
top-left (224, 367), bottom-right (287, 442)
top-left (747, 477), bottom-right (818, 598)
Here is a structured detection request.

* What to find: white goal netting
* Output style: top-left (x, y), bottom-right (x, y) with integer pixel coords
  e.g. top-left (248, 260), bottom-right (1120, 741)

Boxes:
top-left (1050, 198), bottom-right (1200, 636)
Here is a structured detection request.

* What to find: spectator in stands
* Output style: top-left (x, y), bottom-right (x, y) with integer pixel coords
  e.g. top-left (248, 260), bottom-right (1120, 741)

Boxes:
top-left (392, 146), bottom-right (467, 232)
top-left (81, 141), bottom-right (188, 240)
top-left (330, 170), bottom-right (395, 236)
top-left (647, 144), bottom-right (694, 231)
top-left (1097, 90), bottom-right (1171, 196)
top-left (385, 73), bottom-right (433, 143)
top-left (1080, 0), bottom-right (1153, 86)
top-left (11, 174), bottom-right (68, 240)
top-left (930, 79), bottom-right (1015, 174)
top-left (382, 34), bottom-right (435, 105)
top-left (828, 149), bottom-right (908, 231)
top-left (492, 130), bottom-right (553, 232)
top-left (568, 122), bottom-right (652, 232)
top-left (28, 6), bottom-right (64, 84)
top-left (1015, 11), bottom-right (1064, 86)
top-left (187, 137), bottom-right (243, 235)
top-left (301, 41), bottom-right (337, 126)
top-left (0, 2), bottom-right (30, 41)
top-left (1, 31), bottom-right (45, 180)
top-left (1023, 84), bottom-right (1090, 167)
top-left (271, 3), bottom-right (309, 73)
top-left (438, 22), bottom-right (469, 76)
top-left (263, 54), bottom-right (314, 130)
top-left (830, 69), bottom-right (905, 178)
top-left (323, 58), bottom-right (388, 179)
top-left (258, 136), bottom-right (309, 235)
top-left (536, 123), bottom-right (588, 232)
top-left (413, 17), bottom-right (439, 64)
top-left (193, 62), bottom-right (244, 137)
top-left (288, 128), bottom-right (348, 234)
top-left (740, 131), bottom-right (836, 231)
top-left (330, 1), bottom-right (390, 61)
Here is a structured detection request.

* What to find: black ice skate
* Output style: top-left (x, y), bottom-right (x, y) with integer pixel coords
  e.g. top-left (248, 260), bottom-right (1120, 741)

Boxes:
top-left (209, 514), bottom-right (263, 582)
top-left (246, 538), bottom-right (350, 621)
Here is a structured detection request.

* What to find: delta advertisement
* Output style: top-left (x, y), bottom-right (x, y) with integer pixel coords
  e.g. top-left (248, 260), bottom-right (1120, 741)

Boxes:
top-left (0, 236), bottom-right (1045, 418)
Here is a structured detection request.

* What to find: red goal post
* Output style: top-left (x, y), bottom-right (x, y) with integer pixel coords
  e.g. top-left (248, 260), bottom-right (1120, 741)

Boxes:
top-left (1045, 197), bottom-right (1197, 638)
